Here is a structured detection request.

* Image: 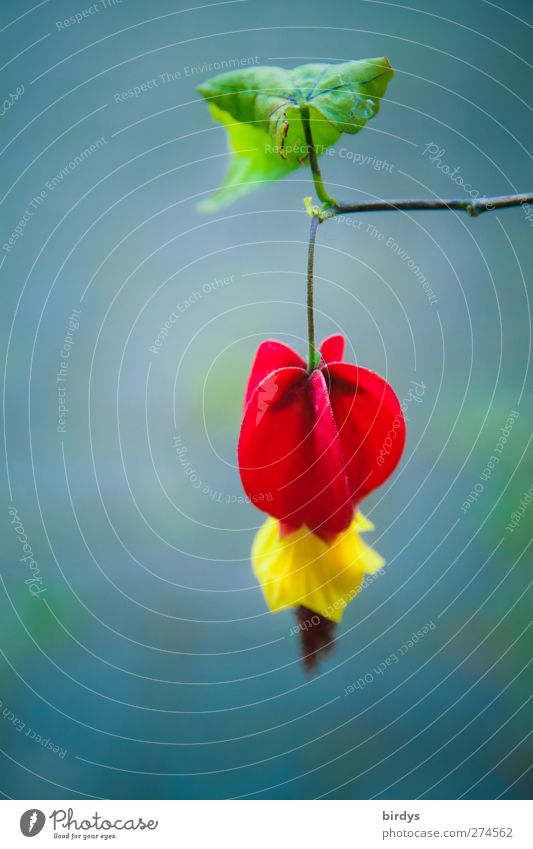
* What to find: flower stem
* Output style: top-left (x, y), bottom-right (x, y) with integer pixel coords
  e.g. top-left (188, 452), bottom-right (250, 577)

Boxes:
top-left (300, 103), bottom-right (339, 209)
top-left (307, 215), bottom-right (320, 371)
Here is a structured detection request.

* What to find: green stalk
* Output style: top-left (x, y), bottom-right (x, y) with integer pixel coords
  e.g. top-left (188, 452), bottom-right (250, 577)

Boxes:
top-left (300, 103), bottom-right (338, 209)
top-left (307, 215), bottom-right (320, 371)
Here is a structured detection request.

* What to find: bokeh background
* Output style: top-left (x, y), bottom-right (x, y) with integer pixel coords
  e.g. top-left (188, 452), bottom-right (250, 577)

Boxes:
top-left (1, 0), bottom-right (531, 800)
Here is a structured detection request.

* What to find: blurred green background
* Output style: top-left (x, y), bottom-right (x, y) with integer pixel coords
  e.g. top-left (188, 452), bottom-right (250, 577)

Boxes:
top-left (1, 0), bottom-right (531, 799)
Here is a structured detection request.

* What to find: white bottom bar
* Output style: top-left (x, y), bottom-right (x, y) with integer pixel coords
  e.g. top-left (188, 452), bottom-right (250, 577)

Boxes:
top-left (0, 799), bottom-right (530, 847)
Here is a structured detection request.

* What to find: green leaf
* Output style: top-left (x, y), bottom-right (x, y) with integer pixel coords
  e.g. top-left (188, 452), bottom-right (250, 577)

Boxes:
top-left (197, 58), bottom-right (393, 210)
top-left (197, 102), bottom-right (298, 212)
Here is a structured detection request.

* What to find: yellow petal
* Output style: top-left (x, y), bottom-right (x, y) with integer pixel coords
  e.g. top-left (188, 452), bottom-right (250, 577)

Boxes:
top-left (353, 512), bottom-right (375, 533)
top-left (251, 513), bottom-right (384, 622)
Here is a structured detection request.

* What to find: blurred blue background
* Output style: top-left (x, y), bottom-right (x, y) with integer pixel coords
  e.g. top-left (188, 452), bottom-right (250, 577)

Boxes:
top-left (1, 0), bottom-right (531, 800)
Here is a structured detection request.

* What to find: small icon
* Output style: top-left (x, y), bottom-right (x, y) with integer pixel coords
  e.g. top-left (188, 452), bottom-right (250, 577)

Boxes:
top-left (20, 810), bottom-right (45, 837)
top-left (256, 375), bottom-right (279, 424)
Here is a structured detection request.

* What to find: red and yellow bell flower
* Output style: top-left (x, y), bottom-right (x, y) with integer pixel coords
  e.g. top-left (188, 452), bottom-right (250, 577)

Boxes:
top-left (238, 334), bottom-right (405, 665)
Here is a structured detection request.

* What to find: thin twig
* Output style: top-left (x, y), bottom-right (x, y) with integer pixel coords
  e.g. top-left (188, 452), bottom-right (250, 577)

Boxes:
top-left (301, 112), bottom-right (532, 218)
top-left (302, 117), bottom-right (531, 372)
top-left (330, 193), bottom-right (533, 218)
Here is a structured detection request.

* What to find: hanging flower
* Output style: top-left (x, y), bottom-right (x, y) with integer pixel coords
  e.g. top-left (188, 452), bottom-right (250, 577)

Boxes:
top-left (238, 334), bottom-right (406, 667)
